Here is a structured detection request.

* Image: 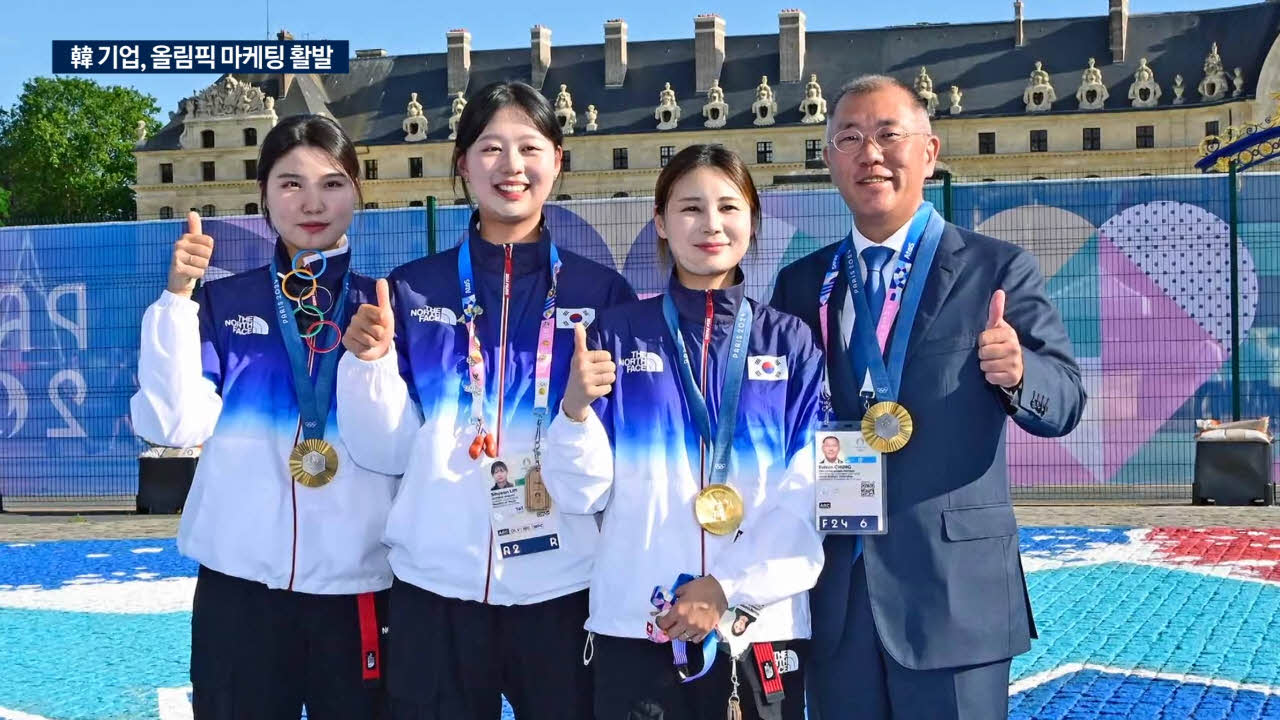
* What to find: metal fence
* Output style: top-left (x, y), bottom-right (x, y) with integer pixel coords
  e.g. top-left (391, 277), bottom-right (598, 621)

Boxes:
top-left (0, 167), bottom-right (1275, 508)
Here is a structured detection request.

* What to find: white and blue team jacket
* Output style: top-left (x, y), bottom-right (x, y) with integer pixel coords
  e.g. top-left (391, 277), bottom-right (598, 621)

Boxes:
top-left (542, 276), bottom-right (826, 644)
top-left (131, 242), bottom-right (397, 595)
top-left (337, 220), bottom-right (637, 606)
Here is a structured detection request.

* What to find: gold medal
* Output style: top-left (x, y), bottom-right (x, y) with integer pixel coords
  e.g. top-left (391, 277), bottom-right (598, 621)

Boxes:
top-left (694, 484), bottom-right (745, 535)
top-left (289, 439), bottom-right (339, 488)
top-left (861, 402), bottom-right (913, 453)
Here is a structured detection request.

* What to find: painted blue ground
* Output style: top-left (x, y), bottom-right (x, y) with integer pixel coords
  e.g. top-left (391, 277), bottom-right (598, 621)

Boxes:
top-left (1011, 669), bottom-right (1280, 720)
top-left (0, 538), bottom-right (188, 589)
top-left (1, 528), bottom-right (1277, 719)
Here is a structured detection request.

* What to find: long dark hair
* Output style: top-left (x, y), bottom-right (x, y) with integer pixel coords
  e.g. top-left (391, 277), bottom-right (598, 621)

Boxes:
top-left (256, 114), bottom-right (362, 225)
top-left (451, 81), bottom-right (564, 205)
top-left (653, 144), bottom-right (762, 264)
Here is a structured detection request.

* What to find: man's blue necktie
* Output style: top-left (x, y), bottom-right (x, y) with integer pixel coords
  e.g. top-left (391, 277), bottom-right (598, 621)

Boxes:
top-left (863, 245), bottom-right (894, 323)
top-left (853, 245), bottom-right (894, 565)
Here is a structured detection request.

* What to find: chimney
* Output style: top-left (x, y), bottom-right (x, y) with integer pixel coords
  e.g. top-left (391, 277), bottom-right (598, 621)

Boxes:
top-left (1109, 0), bottom-right (1128, 62)
top-left (531, 25), bottom-right (552, 90)
top-left (605, 19), bottom-right (628, 87)
top-left (695, 14), bottom-right (726, 93)
top-left (779, 9), bottom-right (806, 83)
top-left (277, 29), bottom-right (295, 99)
top-left (1014, 1), bottom-right (1025, 47)
top-left (447, 29), bottom-right (472, 95)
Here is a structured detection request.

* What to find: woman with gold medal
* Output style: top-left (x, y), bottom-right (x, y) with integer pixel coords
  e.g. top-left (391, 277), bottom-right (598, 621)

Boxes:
top-left (130, 115), bottom-right (395, 718)
top-left (544, 145), bottom-right (826, 720)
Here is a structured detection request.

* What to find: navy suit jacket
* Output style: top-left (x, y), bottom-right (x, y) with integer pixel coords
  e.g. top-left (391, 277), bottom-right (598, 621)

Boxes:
top-left (770, 222), bottom-right (1085, 671)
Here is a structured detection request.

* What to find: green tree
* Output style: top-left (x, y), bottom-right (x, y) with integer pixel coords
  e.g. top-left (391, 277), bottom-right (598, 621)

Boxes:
top-left (0, 186), bottom-right (9, 226)
top-left (0, 77), bottom-right (161, 223)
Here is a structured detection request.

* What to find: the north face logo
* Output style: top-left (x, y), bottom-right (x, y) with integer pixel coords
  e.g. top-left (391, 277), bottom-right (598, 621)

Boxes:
top-left (410, 306), bottom-right (458, 325)
top-left (620, 350), bottom-right (664, 373)
top-left (224, 315), bottom-right (269, 336)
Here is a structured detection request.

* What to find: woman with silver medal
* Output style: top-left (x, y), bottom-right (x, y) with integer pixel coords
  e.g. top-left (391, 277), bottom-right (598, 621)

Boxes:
top-left (131, 115), bottom-right (395, 718)
top-left (545, 145), bottom-right (825, 720)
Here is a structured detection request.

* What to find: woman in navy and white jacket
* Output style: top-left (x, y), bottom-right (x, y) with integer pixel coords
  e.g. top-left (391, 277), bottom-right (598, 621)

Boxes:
top-left (130, 114), bottom-right (394, 719)
top-left (545, 144), bottom-right (825, 720)
top-left (338, 81), bottom-right (635, 720)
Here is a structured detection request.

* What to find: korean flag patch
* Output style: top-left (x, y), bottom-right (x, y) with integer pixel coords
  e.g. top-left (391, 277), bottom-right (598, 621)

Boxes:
top-left (557, 307), bottom-right (597, 329)
top-left (748, 355), bottom-right (789, 381)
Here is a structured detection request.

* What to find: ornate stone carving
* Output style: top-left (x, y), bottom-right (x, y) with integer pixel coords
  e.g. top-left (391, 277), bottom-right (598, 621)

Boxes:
top-left (1023, 61), bottom-right (1056, 112)
top-left (1128, 58), bottom-right (1162, 108)
top-left (914, 67), bottom-right (938, 117)
top-left (948, 86), bottom-right (963, 115)
top-left (403, 92), bottom-right (427, 142)
top-left (554, 84), bottom-right (577, 135)
top-left (1173, 74), bottom-right (1186, 104)
top-left (1233, 67), bottom-right (1245, 98)
top-left (1076, 58), bottom-right (1109, 110)
top-left (703, 79), bottom-right (729, 129)
top-left (585, 104), bottom-right (599, 132)
top-left (448, 91), bottom-right (466, 140)
top-left (1199, 43), bottom-right (1230, 102)
top-left (799, 75), bottom-right (826, 124)
top-left (655, 82), bottom-right (681, 130)
top-left (135, 120), bottom-right (148, 147)
top-left (751, 75), bottom-right (778, 126)
top-left (186, 76), bottom-right (274, 119)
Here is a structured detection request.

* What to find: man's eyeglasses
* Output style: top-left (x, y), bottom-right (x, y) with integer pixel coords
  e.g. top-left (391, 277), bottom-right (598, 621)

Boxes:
top-left (828, 127), bottom-right (931, 154)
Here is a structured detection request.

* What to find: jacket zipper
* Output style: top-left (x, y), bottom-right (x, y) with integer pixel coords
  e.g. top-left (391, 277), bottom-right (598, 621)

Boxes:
top-left (699, 290), bottom-right (713, 576)
top-left (287, 348), bottom-right (316, 591)
top-left (483, 245), bottom-right (514, 604)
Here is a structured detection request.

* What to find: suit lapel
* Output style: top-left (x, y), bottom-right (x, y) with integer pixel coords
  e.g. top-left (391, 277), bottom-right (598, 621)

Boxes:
top-left (905, 223), bottom-right (967, 363)
top-left (825, 271), bottom-right (864, 420)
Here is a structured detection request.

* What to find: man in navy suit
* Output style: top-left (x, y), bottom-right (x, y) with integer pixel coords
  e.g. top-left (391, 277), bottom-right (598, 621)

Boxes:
top-left (771, 75), bottom-right (1085, 719)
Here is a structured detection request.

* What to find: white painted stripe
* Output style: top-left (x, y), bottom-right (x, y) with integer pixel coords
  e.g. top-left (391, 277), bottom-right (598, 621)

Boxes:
top-left (0, 706), bottom-right (57, 720)
top-left (157, 687), bottom-right (193, 720)
top-left (1010, 663), bottom-right (1280, 697)
top-left (1008, 663), bottom-right (1085, 695)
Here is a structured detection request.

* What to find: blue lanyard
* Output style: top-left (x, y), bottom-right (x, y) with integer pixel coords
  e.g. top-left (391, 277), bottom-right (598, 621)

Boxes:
top-left (839, 204), bottom-right (944, 402)
top-left (456, 237), bottom-right (562, 415)
top-left (661, 292), bottom-right (753, 488)
top-left (458, 238), bottom-right (562, 330)
top-left (268, 252), bottom-right (351, 441)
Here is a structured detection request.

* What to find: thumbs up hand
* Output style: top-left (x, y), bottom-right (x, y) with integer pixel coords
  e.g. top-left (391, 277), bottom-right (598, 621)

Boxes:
top-left (167, 211), bottom-right (214, 297)
top-left (343, 278), bottom-right (395, 362)
top-left (561, 323), bottom-right (616, 422)
top-left (978, 289), bottom-right (1023, 389)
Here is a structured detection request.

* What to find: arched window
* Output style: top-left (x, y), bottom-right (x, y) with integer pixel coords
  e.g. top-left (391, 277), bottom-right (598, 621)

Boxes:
top-left (555, 194), bottom-right (572, 201)
top-left (201, 130), bottom-right (215, 148)
top-left (244, 128), bottom-right (257, 146)
top-left (201, 204), bottom-right (216, 217)
top-left (612, 191), bottom-right (629, 198)
top-left (158, 206), bottom-right (173, 220)
top-left (244, 202), bottom-right (259, 215)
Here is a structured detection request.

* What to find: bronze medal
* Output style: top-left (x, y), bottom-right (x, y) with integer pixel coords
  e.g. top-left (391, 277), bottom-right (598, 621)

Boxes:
top-left (289, 438), bottom-right (338, 488)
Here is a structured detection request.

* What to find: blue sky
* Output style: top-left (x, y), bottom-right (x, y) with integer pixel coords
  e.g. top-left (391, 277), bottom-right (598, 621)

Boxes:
top-left (0, 0), bottom-right (1252, 119)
